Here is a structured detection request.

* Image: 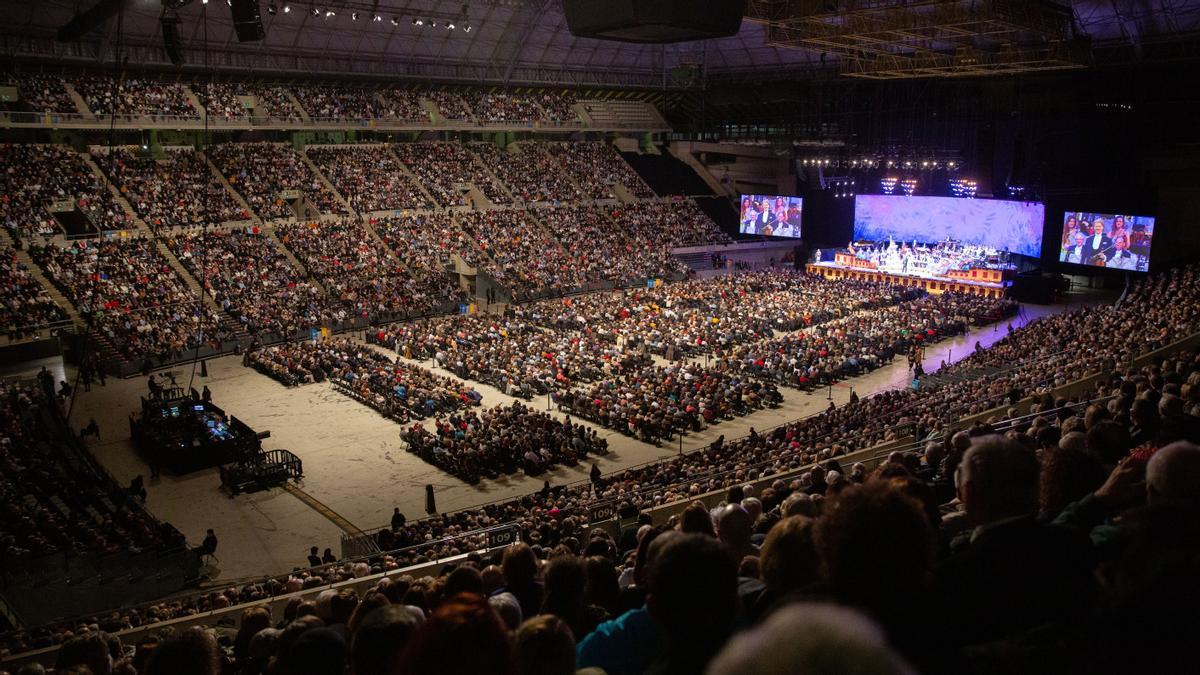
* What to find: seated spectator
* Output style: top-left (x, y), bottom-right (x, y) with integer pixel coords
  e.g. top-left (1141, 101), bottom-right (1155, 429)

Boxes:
top-left (514, 615), bottom-right (577, 675)
top-left (710, 603), bottom-right (916, 675)
top-left (938, 436), bottom-right (1096, 647)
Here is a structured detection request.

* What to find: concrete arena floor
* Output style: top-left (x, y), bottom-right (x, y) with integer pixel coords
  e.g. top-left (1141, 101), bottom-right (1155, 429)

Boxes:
top-left (55, 300), bottom-right (1073, 581)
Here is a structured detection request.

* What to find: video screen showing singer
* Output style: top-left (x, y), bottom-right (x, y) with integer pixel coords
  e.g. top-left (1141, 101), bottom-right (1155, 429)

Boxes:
top-left (1058, 212), bottom-right (1155, 271)
top-left (740, 194), bottom-right (802, 238)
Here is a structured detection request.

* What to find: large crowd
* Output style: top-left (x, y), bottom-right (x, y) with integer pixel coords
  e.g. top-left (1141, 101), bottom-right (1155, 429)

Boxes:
top-left (378, 90), bottom-right (429, 121)
top-left (168, 229), bottom-right (340, 339)
top-left (392, 143), bottom-right (512, 207)
top-left (208, 143), bottom-right (348, 220)
top-left (30, 238), bottom-right (230, 362)
top-left (0, 245), bottom-right (68, 335)
top-left (276, 220), bottom-right (459, 317)
top-left (722, 292), bottom-right (1019, 389)
top-left (292, 87), bottom-right (390, 121)
top-left (0, 74), bottom-right (611, 126)
top-left (404, 402), bottom-right (606, 482)
top-left (4, 73), bottom-right (76, 113)
top-left (537, 141), bottom-right (656, 199)
top-left (73, 78), bottom-right (197, 118)
top-left (370, 214), bottom-right (484, 276)
top-left (245, 337), bottom-right (481, 424)
top-left (0, 143), bottom-right (133, 238)
top-left (456, 209), bottom-right (581, 297)
top-left (468, 143), bottom-right (584, 204)
top-left (368, 314), bottom-right (652, 398)
top-left (6, 264), bottom-right (1200, 673)
top-left (104, 148), bottom-right (249, 228)
top-left (1, 374), bottom-right (179, 563)
top-left (306, 146), bottom-right (434, 212)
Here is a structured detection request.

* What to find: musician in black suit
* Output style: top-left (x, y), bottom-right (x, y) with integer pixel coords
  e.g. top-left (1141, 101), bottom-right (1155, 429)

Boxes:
top-left (1082, 217), bottom-right (1112, 264)
top-left (753, 199), bottom-right (777, 235)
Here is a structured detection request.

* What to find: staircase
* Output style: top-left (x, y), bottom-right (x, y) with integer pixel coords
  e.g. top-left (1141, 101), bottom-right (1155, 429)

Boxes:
top-left (199, 151), bottom-right (261, 224)
top-left (621, 150), bottom-right (716, 197)
top-left (667, 143), bottom-right (732, 198)
top-left (13, 248), bottom-right (83, 326)
top-left (300, 151), bottom-right (356, 216)
top-left (152, 240), bottom-right (222, 312)
top-left (264, 227), bottom-right (313, 278)
top-left (388, 146), bottom-right (443, 208)
top-left (463, 145), bottom-right (517, 205)
top-left (282, 90), bottom-right (311, 122)
top-left (418, 98), bottom-right (444, 124)
top-left (79, 153), bottom-right (146, 230)
top-left (63, 82), bottom-right (96, 119)
top-left (610, 183), bottom-right (639, 203)
top-left (182, 86), bottom-right (205, 117)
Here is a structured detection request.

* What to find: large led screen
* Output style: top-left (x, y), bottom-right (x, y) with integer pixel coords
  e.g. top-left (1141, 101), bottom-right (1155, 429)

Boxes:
top-left (1057, 212), bottom-right (1154, 272)
top-left (739, 194), bottom-right (802, 238)
top-left (852, 195), bottom-right (1044, 258)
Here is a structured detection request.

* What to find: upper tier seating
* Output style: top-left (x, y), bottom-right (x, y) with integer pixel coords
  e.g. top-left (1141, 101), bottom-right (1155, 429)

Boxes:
top-left (73, 78), bottom-right (197, 118)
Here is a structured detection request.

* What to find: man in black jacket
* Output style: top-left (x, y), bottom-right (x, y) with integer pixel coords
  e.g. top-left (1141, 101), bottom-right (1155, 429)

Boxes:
top-left (937, 436), bottom-right (1096, 647)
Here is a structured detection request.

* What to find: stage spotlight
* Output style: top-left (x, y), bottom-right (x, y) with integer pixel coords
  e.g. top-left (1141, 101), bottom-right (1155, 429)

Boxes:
top-left (325, 9), bottom-right (335, 17)
top-left (430, 20), bottom-right (437, 26)
top-left (351, 11), bottom-right (358, 20)
top-left (413, 18), bottom-right (422, 25)
top-left (447, 22), bottom-right (455, 29)
top-left (391, 17), bottom-right (399, 25)
top-left (464, 25), bottom-right (472, 31)
top-left (202, 0), bottom-right (208, 4)
top-left (267, 1), bottom-right (276, 13)
top-left (226, 0), bottom-right (232, 6)
top-left (283, 4), bottom-right (291, 12)
top-left (311, 7), bottom-right (320, 16)
top-left (373, 14), bottom-right (382, 21)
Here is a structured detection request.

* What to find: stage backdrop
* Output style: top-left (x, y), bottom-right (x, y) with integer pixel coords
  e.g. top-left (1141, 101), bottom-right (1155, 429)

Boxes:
top-left (853, 195), bottom-right (1045, 258)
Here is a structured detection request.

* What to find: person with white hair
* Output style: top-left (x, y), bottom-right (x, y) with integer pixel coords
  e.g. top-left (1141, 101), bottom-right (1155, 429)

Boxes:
top-left (706, 603), bottom-right (915, 675)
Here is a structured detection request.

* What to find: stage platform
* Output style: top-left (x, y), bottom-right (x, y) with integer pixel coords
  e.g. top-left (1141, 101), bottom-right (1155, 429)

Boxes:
top-left (807, 252), bottom-right (1011, 298)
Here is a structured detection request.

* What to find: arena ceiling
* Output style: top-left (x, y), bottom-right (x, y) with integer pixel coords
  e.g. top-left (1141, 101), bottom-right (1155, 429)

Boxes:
top-left (1, 0), bottom-right (1198, 88)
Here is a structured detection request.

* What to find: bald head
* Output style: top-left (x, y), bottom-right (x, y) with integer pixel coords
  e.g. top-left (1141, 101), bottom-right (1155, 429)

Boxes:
top-left (716, 504), bottom-right (754, 549)
top-left (1147, 442), bottom-right (1200, 505)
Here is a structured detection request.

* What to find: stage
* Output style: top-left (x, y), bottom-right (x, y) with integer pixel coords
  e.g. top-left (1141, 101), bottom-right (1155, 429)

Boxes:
top-left (807, 252), bottom-right (1012, 298)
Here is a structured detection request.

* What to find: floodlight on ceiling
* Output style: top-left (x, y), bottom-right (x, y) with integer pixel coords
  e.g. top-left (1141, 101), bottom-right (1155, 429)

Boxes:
top-left (447, 22), bottom-right (455, 29)
top-left (283, 4), bottom-right (291, 12)
top-left (373, 14), bottom-right (382, 21)
top-left (351, 11), bottom-right (358, 20)
top-left (266, 1), bottom-right (276, 14)
top-left (464, 25), bottom-right (471, 32)
top-left (311, 7), bottom-right (320, 16)
top-left (391, 17), bottom-right (399, 25)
